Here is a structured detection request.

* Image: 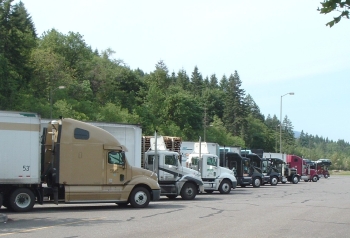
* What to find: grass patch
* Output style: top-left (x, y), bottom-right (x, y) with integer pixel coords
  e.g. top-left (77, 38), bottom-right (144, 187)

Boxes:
top-left (330, 170), bottom-right (350, 176)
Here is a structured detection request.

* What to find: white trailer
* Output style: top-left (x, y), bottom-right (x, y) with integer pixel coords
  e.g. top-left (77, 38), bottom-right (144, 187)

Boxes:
top-left (0, 111), bottom-right (41, 185)
top-left (181, 141), bottom-right (220, 167)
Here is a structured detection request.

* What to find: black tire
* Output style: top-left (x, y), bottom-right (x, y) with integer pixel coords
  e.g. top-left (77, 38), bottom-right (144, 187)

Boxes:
top-left (205, 190), bottom-right (214, 194)
top-left (282, 181), bottom-right (286, 184)
top-left (240, 184), bottom-right (247, 188)
top-left (219, 179), bottom-right (232, 194)
top-left (9, 188), bottom-right (35, 212)
top-left (180, 183), bottom-right (197, 200)
top-left (312, 175), bottom-right (318, 182)
top-left (270, 176), bottom-right (278, 186)
top-left (166, 195), bottom-right (178, 200)
top-left (252, 177), bottom-right (261, 188)
top-left (324, 174), bottom-right (329, 179)
top-left (129, 187), bottom-right (150, 208)
top-left (304, 180), bottom-right (309, 182)
top-left (292, 175), bottom-right (299, 184)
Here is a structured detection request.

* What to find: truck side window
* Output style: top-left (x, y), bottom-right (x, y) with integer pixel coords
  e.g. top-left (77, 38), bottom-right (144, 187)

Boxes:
top-left (74, 128), bottom-right (89, 140)
top-left (207, 157), bottom-right (217, 166)
top-left (147, 155), bottom-right (154, 165)
top-left (165, 155), bottom-right (177, 166)
top-left (108, 151), bottom-right (125, 165)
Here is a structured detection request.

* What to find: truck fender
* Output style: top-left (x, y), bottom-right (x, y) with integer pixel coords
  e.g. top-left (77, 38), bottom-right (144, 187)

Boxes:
top-left (121, 176), bottom-right (160, 201)
top-left (177, 175), bottom-right (203, 192)
top-left (217, 172), bottom-right (237, 185)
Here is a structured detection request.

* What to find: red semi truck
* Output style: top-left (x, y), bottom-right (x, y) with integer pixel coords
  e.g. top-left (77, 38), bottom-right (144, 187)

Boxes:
top-left (286, 155), bottom-right (318, 182)
top-left (316, 159), bottom-right (331, 179)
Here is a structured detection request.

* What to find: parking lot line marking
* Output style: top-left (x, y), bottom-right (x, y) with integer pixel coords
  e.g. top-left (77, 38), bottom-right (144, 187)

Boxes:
top-left (0, 217), bottom-right (106, 237)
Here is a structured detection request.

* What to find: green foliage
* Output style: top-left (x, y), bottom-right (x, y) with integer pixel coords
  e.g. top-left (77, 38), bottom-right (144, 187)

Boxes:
top-left (318, 0), bottom-right (350, 27)
top-left (96, 102), bottom-right (140, 124)
top-left (2, 1), bottom-right (350, 170)
top-left (0, 0), bottom-right (37, 109)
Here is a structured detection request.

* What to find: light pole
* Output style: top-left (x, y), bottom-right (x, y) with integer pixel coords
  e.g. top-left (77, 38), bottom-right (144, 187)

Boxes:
top-left (280, 92), bottom-right (294, 153)
top-left (50, 86), bottom-right (65, 119)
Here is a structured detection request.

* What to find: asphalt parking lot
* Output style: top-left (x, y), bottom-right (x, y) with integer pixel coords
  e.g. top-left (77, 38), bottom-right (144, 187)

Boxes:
top-left (1, 176), bottom-right (349, 238)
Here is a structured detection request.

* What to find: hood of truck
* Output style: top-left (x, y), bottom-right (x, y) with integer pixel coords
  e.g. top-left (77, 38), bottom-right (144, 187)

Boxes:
top-left (131, 166), bottom-right (158, 182)
top-left (220, 166), bottom-right (236, 177)
top-left (181, 166), bottom-right (202, 178)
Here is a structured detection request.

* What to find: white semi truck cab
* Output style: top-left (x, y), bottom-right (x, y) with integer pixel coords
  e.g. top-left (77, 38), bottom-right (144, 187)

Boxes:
top-left (188, 142), bottom-right (237, 194)
top-left (143, 136), bottom-right (204, 200)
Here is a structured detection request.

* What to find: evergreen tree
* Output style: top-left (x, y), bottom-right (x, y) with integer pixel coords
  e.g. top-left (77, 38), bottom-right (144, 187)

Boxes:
top-left (176, 68), bottom-right (190, 90)
top-left (0, 0), bottom-right (37, 109)
top-left (209, 74), bottom-right (219, 88)
top-left (244, 94), bottom-right (265, 122)
top-left (222, 71), bottom-right (248, 139)
top-left (190, 66), bottom-right (203, 97)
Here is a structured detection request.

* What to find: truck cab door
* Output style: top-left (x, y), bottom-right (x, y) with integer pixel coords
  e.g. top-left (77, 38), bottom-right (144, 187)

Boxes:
top-left (106, 151), bottom-right (128, 185)
top-left (202, 155), bottom-right (219, 179)
top-left (159, 154), bottom-right (180, 181)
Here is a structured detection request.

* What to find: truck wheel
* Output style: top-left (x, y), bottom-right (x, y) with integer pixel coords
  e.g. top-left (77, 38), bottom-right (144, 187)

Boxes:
top-left (205, 190), bottom-right (214, 194)
top-left (166, 195), bottom-right (178, 200)
top-left (180, 183), bottom-right (197, 200)
top-left (252, 177), bottom-right (261, 188)
top-left (324, 174), bottom-right (329, 179)
top-left (270, 176), bottom-right (278, 186)
top-left (9, 188), bottom-right (35, 212)
top-left (129, 187), bottom-right (150, 208)
top-left (312, 175), bottom-right (318, 182)
top-left (292, 175), bottom-right (299, 184)
top-left (219, 179), bottom-right (232, 194)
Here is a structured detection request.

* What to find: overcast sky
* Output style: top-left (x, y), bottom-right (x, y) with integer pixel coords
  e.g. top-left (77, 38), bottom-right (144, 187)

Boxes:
top-left (19, 0), bottom-right (350, 142)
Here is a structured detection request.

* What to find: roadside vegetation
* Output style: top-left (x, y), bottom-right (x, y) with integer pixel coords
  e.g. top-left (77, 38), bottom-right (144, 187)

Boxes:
top-left (1, 0), bottom-right (349, 170)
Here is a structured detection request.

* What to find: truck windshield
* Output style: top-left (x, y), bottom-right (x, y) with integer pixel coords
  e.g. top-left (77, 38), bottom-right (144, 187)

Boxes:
top-left (262, 160), bottom-right (269, 173)
top-left (108, 151), bottom-right (125, 165)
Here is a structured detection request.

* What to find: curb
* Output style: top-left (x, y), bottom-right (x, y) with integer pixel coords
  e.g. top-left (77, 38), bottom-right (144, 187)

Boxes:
top-left (0, 213), bottom-right (8, 223)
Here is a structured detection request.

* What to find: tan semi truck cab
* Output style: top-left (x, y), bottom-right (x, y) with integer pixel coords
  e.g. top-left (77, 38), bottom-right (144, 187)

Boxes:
top-left (0, 112), bottom-right (160, 212)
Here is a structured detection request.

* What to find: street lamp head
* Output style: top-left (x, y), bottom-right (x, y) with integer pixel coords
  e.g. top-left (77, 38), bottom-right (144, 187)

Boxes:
top-left (289, 92), bottom-right (294, 95)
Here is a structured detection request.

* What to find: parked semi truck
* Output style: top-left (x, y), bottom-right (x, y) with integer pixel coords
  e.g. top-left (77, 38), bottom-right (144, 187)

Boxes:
top-left (187, 141), bottom-right (237, 193)
top-left (316, 159), bottom-right (331, 179)
top-left (142, 135), bottom-right (204, 200)
top-left (286, 154), bottom-right (318, 183)
top-left (263, 153), bottom-right (298, 184)
top-left (243, 153), bottom-right (280, 186)
top-left (0, 111), bottom-right (161, 212)
top-left (220, 152), bottom-right (262, 187)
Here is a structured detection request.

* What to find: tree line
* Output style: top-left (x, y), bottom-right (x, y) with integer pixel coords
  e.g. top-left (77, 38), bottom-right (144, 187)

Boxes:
top-left (1, 0), bottom-right (349, 170)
